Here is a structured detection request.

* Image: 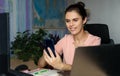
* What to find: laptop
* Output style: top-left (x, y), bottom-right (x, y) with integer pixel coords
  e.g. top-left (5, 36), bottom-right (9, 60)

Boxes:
top-left (70, 44), bottom-right (120, 76)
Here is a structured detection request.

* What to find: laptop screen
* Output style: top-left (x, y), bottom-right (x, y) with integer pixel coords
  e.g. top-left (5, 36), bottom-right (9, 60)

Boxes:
top-left (70, 44), bottom-right (120, 76)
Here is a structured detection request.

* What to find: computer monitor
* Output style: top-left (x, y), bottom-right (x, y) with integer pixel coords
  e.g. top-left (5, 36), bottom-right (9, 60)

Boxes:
top-left (0, 13), bottom-right (32, 76)
top-left (0, 13), bottom-right (10, 75)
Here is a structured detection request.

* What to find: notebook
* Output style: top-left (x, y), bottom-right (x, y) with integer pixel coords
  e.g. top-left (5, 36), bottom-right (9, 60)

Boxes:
top-left (28, 68), bottom-right (59, 76)
top-left (70, 44), bottom-right (120, 76)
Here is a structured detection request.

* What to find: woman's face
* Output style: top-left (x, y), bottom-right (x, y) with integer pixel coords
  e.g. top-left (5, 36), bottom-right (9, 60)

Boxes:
top-left (65, 10), bottom-right (87, 35)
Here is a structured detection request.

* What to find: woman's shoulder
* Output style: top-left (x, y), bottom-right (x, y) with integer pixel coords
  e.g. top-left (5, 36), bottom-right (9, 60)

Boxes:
top-left (86, 33), bottom-right (101, 45)
top-left (88, 33), bottom-right (101, 41)
top-left (65, 34), bottom-right (72, 37)
top-left (62, 34), bottom-right (73, 39)
top-left (55, 34), bottom-right (73, 49)
top-left (58, 34), bottom-right (73, 43)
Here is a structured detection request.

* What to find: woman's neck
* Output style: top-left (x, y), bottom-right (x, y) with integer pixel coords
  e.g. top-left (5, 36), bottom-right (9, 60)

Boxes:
top-left (74, 30), bottom-right (88, 42)
top-left (73, 30), bottom-right (89, 47)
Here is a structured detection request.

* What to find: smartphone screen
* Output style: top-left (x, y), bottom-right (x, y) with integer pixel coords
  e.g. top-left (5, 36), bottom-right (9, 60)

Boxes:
top-left (44, 39), bottom-right (56, 57)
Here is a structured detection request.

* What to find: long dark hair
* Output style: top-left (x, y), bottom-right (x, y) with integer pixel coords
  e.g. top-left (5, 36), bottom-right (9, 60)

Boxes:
top-left (65, 2), bottom-right (87, 20)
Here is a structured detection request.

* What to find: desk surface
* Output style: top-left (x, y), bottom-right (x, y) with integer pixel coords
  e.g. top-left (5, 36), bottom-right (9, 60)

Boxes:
top-left (28, 69), bottom-right (71, 76)
top-left (10, 57), bottom-right (38, 70)
top-left (58, 71), bottom-right (71, 76)
top-left (10, 57), bottom-right (71, 76)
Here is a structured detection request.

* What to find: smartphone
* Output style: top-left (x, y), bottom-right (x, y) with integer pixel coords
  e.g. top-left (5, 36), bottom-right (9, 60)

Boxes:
top-left (44, 39), bottom-right (56, 57)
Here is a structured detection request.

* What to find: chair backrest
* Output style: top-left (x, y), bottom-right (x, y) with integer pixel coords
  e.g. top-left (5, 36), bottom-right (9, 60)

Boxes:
top-left (84, 24), bottom-right (111, 44)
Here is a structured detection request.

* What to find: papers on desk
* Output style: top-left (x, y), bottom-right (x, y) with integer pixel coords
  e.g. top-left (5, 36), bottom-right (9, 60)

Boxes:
top-left (28, 68), bottom-right (59, 76)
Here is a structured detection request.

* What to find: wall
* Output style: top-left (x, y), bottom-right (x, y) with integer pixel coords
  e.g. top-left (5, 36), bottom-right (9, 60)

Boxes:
top-left (75, 0), bottom-right (120, 44)
top-left (0, 0), bottom-right (33, 42)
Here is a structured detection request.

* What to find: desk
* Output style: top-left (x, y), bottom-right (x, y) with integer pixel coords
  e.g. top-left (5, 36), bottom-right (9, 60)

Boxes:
top-left (24, 68), bottom-right (70, 76)
top-left (10, 57), bottom-right (71, 76)
top-left (10, 57), bottom-right (38, 70)
top-left (58, 71), bottom-right (71, 76)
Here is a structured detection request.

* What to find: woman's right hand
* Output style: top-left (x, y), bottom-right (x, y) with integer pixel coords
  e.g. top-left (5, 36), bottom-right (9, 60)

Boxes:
top-left (43, 47), bottom-right (64, 70)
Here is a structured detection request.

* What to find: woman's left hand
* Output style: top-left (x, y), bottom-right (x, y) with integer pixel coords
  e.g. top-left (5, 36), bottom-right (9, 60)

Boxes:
top-left (43, 47), bottom-right (63, 70)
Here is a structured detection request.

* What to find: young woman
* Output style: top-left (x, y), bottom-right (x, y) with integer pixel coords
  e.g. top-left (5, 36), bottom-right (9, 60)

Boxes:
top-left (38, 1), bottom-right (101, 71)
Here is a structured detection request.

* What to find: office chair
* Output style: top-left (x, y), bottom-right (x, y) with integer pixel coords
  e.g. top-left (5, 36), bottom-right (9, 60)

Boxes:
top-left (84, 23), bottom-right (114, 45)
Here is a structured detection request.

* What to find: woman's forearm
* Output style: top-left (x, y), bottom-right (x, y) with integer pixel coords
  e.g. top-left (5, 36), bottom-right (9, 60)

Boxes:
top-left (38, 56), bottom-right (47, 68)
top-left (60, 63), bottom-right (72, 71)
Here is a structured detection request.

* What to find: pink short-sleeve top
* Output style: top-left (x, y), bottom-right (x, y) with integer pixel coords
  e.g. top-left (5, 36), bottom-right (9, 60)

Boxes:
top-left (55, 33), bottom-right (101, 65)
